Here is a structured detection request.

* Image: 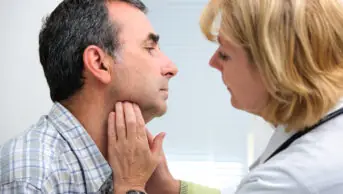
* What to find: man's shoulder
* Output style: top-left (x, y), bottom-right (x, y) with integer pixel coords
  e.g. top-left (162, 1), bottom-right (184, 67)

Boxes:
top-left (0, 116), bottom-right (71, 188)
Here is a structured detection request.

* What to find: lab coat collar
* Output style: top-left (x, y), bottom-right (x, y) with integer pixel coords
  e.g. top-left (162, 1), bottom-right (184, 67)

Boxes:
top-left (249, 97), bottom-right (343, 171)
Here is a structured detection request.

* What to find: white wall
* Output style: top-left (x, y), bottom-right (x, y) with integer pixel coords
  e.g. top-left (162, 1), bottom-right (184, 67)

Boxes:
top-left (0, 1), bottom-right (58, 143)
top-left (0, 0), bottom-right (273, 188)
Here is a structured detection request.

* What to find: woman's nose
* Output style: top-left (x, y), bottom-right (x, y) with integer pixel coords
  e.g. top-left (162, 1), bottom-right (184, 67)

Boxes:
top-left (209, 54), bottom-right (222, 71)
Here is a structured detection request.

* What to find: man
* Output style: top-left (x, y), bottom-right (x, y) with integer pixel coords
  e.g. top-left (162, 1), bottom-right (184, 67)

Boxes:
top-left (0, 0), bottom-right (177, 193)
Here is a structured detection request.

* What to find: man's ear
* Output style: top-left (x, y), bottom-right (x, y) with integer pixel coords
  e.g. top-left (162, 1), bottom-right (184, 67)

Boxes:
top-left (83, 45), bottom-right (112, 84)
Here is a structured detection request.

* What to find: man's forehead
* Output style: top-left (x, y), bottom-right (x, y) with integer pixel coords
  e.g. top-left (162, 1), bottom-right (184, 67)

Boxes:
top-left (107, 1), bottom-right (138, 12)
top-left (107, 1), bottom-right (147, 24)
top-left (108, 2), bottom-right (155, 34)
top-left (107, 3), bottom-right (158, 45)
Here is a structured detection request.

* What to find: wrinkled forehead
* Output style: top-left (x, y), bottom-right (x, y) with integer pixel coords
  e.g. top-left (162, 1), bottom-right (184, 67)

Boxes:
top-left (107, 1), bottom-right (156, 44)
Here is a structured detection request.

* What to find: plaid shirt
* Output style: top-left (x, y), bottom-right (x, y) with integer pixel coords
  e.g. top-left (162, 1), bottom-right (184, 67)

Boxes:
top-left (0, 103), bottom-right (114, 193)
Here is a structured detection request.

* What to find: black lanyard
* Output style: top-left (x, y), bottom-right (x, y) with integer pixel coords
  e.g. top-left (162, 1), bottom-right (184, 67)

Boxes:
top-left (264, 107), bottom-right (343, 163)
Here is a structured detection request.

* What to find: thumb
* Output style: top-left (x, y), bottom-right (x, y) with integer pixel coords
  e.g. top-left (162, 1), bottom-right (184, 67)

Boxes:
top-left (151, 132), bottom-right (166, 156)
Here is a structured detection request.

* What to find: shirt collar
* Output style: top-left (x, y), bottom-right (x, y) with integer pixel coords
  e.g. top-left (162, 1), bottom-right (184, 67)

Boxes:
top-left (250, 97), bottom-right (343, 170)
top-left (48, 102), bottom-right (112, 192)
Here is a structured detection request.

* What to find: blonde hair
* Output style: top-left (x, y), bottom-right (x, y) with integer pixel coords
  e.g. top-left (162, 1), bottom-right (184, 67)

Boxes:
top-left (200, 0), bottom-right (343, 131)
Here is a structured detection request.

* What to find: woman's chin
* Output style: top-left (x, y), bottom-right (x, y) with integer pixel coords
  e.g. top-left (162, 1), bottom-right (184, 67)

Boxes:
top-left (230, 97), bottom-right (250, 113)
top-left (231, 98), bottom-right (263, 116)
top-left (230, 97), bottom-right (240, 109)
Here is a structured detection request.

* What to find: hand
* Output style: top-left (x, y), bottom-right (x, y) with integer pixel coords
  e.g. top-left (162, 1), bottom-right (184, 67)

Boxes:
top-left (107, 102), bottom-right (166, 194)
top-left (145, 130), bottom-right (181, 194)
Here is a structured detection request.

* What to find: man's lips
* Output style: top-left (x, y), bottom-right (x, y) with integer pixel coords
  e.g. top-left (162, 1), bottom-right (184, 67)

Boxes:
top-left (160, 88), bottom-right (169, 99)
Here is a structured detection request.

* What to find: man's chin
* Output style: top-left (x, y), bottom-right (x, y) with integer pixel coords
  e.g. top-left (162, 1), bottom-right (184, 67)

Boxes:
top-left (143, 104), bottom-right (167, 123)
top-left (155, 107), bottom-right (167, 117)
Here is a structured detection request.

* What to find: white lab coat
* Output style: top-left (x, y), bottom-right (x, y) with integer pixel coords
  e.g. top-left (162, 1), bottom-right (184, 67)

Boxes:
top-left (221, 99), bottom-right (343, 194)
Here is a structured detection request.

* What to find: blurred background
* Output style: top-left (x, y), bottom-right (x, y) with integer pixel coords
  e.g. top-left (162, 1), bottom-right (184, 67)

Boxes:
top-left (0, 0), bottom-right (273, 190)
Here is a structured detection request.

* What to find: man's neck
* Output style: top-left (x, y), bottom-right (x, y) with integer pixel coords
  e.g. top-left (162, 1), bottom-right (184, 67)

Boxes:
top-left (61, 92), bottom-right (112, 160)
top-left (60, 91), bottom-right (156, 161)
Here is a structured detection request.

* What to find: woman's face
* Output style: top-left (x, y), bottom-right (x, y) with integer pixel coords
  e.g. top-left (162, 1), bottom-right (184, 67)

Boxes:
top-left (209, 33), bottom-right (269, 115)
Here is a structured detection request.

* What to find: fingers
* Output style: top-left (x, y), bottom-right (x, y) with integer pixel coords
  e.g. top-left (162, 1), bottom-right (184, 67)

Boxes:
top-left (115, 102), bottom-right (126, 140)
top-left (107, 112), bottom-right (117, 145)
top-left (109, 102), bottom-right (161, 190)
top-left (115, 102), bottom-right (145, 142)
top-left (133, 104), bottom-right (147, 140)
top-left (123, 102), bottom-right (136, 141)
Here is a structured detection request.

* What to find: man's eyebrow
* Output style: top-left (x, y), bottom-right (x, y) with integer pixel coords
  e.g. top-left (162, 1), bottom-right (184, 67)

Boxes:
top-left (144, 33), bottom-right (160, 44)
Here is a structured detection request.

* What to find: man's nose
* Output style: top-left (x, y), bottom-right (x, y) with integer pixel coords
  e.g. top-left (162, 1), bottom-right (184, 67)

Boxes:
top-left (162, 57), bottom-right (178, 79)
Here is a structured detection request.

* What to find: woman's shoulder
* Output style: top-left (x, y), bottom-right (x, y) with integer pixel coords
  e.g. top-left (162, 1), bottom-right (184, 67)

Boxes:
top-left (244, 118), bottom-right (343, 193)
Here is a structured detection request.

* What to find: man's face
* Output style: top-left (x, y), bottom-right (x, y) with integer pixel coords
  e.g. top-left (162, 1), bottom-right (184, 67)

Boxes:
top-left (108, 2), bottom-right (178, 121)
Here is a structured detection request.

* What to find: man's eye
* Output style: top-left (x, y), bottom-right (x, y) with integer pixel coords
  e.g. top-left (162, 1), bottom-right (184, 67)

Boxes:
top-left (218, 51), bottom-right (230, 61)
top-left (145, 47), bottom-right (155, 54)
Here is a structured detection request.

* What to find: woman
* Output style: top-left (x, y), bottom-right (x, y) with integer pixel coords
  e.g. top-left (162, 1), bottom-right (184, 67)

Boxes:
top-left (108, 0), bottom-right (343, 193)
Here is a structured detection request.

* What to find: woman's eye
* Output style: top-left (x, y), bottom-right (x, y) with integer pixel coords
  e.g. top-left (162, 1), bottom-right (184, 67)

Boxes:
top-left (218, 51), bottom-right (230, 61)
